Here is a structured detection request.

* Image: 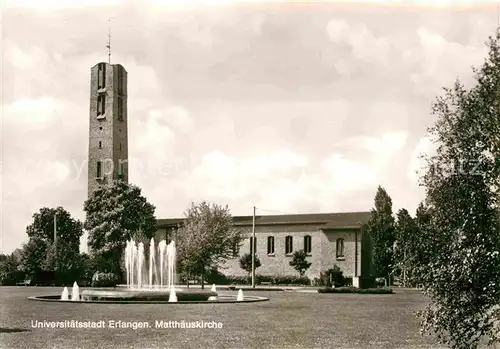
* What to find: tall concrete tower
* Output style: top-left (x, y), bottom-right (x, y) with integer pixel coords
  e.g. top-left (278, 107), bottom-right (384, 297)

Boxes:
top-left (87, 62), bottom-right (129, 199)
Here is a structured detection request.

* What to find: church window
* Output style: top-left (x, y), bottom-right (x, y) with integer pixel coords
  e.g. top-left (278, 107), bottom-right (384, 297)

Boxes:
top-left (98, 141), bottom-right (102, 149)
top-left (336, 238), bottom-right (345, 259)
top-left (267, 236), bottom-right (275, 255)
top-left (304, 235), bottom-right (312, 255)
top-left (285, 236), bottom-right (293, 255)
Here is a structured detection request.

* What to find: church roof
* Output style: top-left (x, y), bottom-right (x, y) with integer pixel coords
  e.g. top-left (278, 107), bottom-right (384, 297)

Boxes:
top-left (156, 211), bottom-right (370, 230)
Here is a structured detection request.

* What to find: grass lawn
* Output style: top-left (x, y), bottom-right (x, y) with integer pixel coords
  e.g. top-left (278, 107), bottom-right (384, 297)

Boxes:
top-left (0, 286), bottom-right (478, 349)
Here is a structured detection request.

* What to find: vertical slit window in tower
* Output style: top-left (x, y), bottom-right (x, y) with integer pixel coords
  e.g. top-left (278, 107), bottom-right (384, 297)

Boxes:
top-left (97, 94), bottom-right (106, 116)
top-left (118, 97), bottom-right (123, 121)
top-left (98, 63), bottom-right (106, 89)
top-left (96, 161), bottom-right (102, 179)
top-left (97, 95), bottom-right (102, 115)
top-left (99, 141), bottom-right (102, 149)
top-left (118, 68), bottom-right (123, 95)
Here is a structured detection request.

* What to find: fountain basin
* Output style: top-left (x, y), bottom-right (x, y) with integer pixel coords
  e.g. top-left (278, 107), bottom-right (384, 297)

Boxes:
top-left (28, 293), bottom-right (268, 304)
top-left (80, 289), bottom-right (216, 302)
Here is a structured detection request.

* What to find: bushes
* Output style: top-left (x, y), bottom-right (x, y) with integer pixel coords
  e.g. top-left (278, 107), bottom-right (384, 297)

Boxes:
top-left (267, 275), bottom-right (310, 285)
top-left (318, 287), bottom-right (393, 294)
top-left (316, 265), bottom-right (347, 287)
top-left (91, 272), bottom-right (119, 287)
top-left (205, 272), bottom-right (311, 286)
top-left (375, 277), bottom-right (386, 287)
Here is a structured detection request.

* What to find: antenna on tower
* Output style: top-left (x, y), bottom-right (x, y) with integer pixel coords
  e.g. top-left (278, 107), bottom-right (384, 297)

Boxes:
top-left (106, 18), bottom-right (111, 64)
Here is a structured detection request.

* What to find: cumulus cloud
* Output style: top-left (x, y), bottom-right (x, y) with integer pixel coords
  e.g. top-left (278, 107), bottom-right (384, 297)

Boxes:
top-left (408, 136), bottom-right (436, 184)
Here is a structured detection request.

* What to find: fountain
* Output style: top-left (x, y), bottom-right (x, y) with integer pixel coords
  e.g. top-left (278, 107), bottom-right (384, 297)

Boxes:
top-left (30, 238), bottom-right (268, 304)
top-left (80, 239), bottom-right (215, 302)
top-left (168, 288), bottom-right (177, 302)
top-left (61, 287), bottom-right (69, 300)
top-left (71, 282), bottom-right (80, 301)
top-left (124, 239), bottom-right (176, 290)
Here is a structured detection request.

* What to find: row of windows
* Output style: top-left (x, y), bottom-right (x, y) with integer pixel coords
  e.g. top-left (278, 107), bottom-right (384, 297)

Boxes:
top-left (98, 63), bottom-right (124, 93)
top-left (96, 161), bottom-right (125, 179)
top-left (245, 236), bottom-right (345, 258)
top-left (97, 63), bottom-right (124, 121)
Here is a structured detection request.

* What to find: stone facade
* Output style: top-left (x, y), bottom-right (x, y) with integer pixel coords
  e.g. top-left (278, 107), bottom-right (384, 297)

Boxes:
top-left (87, 62), bottom-right (129, 199)
top-left (218, 226), bottom-right (365, 279)
top-left (155, 212), bottom-right (373, 282)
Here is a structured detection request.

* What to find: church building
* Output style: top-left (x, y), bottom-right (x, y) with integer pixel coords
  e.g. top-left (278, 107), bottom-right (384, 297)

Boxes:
top-left (87, 61), bottom-right (375, 287)
top-left (155, 212), bottom-right (374, 287)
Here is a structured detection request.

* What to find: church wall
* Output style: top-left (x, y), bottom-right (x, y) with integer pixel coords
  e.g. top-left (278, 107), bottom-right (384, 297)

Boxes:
top-left (219, 228), bottom-right (361, 280)
top-left (219, 229), bottom-right (323, 278)
top-left (319, 230), bottom-right (361, 278)
top-left (153, 223), bottom-right (367, 281)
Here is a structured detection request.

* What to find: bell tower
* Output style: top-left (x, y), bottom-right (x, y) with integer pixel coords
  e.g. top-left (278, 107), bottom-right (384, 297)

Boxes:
top-left (87, 62), bottom-right (129, 199)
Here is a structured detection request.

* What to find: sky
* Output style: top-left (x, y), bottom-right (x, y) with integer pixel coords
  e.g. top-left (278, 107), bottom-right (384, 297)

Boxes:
top-left (1, 0), bottom-right (499, 253)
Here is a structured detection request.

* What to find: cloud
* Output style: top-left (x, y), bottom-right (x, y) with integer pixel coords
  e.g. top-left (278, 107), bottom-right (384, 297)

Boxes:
top-left (409, 27), bottom-right (487, 94)
top-left (326, 18), bottom-right (392, 71)
top-left (408, 135), bottom-right (436, 184)
top-left (1, 4), bottom-right (496, 253)
top-left (319, 154), bottom-right (378, 192)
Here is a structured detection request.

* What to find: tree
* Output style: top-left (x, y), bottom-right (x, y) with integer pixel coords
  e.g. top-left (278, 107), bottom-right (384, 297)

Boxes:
top-left (0, 254), bottom-right (22, 285)
top-left (19, 237), bottom-right (51, 284)
top-left (394, 208), bottom-right (418, 286)
top-left (239, 253), bottom-right (261, 279)
top-left (83, 180), bottom-right (157, 276)
top-left (25, 206), bottom-right (83, 284)
top-left (78, 253), bottom-right (94, 286)
top-left (408, 202), bottom-right (435, 286)
top-left (26, 206), bottom-right (83, 247)
top-left (319, 265), bottom-right (345, 287)
top-left (366, 186), bottom-right (396, 281)
top-left (413, 31), bottom-right (500, 349)
top-left (176, 201), bottom-right (244, 289)
top-left (43, 240), bottom-right (86, 285)
top-left (289, 250), bottom-right (312, 277)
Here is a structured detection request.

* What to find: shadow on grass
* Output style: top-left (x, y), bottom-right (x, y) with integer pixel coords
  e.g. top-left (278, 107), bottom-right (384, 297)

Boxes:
top-left (0, 327), bottom-right (31, 333)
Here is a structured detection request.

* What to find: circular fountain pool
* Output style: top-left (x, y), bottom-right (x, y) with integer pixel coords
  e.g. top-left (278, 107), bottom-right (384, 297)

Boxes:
top-left (28, 289), bottom-right (268, 304)
top-left (28, 238), bottom-right (269, 304)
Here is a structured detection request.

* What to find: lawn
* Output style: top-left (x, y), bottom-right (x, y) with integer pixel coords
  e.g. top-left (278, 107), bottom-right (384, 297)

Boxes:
top-left (0, 287), bottom-right (457, 349)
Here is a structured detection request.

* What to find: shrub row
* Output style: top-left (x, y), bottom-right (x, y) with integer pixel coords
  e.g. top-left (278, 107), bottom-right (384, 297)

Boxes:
top-left (204, 272), bottom-right (311, 286)
top-left (318, 287), bottom-right (393, 294)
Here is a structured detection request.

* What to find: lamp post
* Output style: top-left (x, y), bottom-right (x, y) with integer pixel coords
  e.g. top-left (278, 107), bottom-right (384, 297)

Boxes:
top-left (54, 212), bottom-right (57, 285)
top-left (251, 206), bottom-right (256, 289)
